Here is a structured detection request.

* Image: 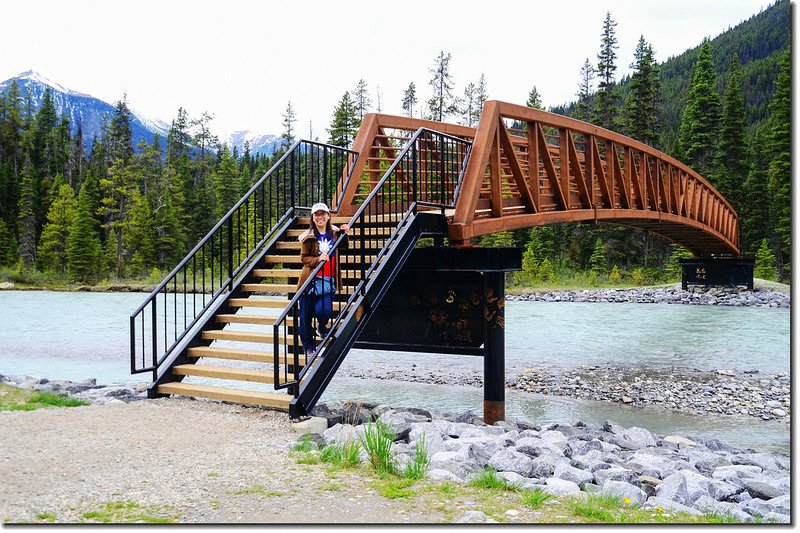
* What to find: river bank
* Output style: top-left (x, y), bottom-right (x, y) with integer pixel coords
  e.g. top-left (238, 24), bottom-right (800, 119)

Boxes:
top-left (0, 395), bottom-right (790, 524)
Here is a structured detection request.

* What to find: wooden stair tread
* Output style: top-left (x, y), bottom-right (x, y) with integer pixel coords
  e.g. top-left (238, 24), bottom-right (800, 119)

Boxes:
top-left (229, 298), bottom-right (289, 308)
top-left (215, 314), bottom-right (277, 325)
top-left (188, 346), bottom-right (306, 365)
top-left (172, 364), bottom-right (276, 383)
top-left (242, 283), bottom-right (296, 293)
top-left (252, 268), bottom-right (301, 278)
top-left (157, 382), bottom-right (291, 409)
top-left (201, 330), bottom-right (281, 343)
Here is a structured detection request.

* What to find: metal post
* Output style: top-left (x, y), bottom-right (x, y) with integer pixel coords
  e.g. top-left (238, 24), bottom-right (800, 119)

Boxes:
top-left (483, 271), bottom-right (505, 425)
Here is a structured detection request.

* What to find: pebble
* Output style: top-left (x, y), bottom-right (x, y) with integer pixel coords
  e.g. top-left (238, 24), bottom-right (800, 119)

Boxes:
top-left (508, 285), bottom-right (790, 308)
top-left (509, 365), bottom-right (790, 423)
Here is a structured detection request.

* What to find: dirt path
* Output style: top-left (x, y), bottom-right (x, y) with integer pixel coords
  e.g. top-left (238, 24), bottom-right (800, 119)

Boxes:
top-left (0, 398), bottom-right (446, 524)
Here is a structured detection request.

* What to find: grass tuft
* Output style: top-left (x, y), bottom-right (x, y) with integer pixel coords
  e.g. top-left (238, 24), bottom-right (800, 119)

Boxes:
top-left (360, 420), bottom-right (396, 475)
top-left (320, 440), bottom-right (361, 468)
top-left (522, 488), bottom-right (553, 508)
top-left (80, 500), bottom-right (178, 523)
top-left (469, 466), bottom-right (517, 491)
top-left (373, 478), bottom-right (417, 499)
top-left (403, 436), bottom-right (429, 480)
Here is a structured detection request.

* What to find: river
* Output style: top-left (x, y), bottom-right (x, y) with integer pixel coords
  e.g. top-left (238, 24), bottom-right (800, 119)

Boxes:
top-left (0, 290), bottom-right (790, 451)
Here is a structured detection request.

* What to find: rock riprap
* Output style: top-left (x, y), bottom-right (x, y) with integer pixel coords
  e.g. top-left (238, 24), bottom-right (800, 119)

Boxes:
top-left (312, 404), bottom-right (790, 523)
top-left (509, 365), bottom-right (790, 422)
top-left (1, 374), bottom-right (147, 404)
top-left (510, 286), bottom-right (789, 308)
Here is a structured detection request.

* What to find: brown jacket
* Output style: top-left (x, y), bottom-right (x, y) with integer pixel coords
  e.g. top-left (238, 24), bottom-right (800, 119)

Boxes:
top-left (296, 225), bottom-right (349, 290)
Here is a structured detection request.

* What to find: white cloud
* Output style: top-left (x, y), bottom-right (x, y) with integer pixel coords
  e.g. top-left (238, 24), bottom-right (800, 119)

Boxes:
top-left (0, 0), bottom-right (771, 138)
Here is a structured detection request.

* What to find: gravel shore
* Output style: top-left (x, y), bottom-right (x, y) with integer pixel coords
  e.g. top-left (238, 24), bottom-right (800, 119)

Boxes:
top-left (0, 399), bottom-right (439, 524)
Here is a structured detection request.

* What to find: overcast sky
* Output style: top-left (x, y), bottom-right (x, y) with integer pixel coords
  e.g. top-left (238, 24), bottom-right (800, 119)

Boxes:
top-left (0, 0), bottom-right (775, 140)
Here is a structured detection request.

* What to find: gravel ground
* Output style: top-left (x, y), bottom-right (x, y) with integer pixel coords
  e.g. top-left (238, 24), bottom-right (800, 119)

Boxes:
top-left (0, 398), bottom-right (446, 524)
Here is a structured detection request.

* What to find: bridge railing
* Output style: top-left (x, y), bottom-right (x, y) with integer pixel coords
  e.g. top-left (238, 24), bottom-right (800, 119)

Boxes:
top-left (129, 140), bottom-right (357, 378)
top-left (446, 101), bottom-right (739, 255)
top-left (272, 128), bottom-right (472, 391)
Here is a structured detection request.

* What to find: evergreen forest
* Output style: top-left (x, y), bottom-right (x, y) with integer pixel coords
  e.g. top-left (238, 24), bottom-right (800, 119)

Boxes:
top-left (0, 0), bottom-right (790, 288)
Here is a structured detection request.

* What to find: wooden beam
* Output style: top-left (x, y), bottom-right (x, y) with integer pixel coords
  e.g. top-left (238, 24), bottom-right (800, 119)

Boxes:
top-left (566, 132), bottom-right (593, 209)
top-left (489, 128), bottom-right (503, 218)
top-left (535, 123), bottom-right (568, 210)
top-left (452, 101), bottom-right (500, 227)
top-left (498, 120), bottom-right (537, 213)
top-left (527, 122), bottom-right (541, 211)
top-left (592, 138), bottom-right (614, 208)
top-left (613, 143), bottom-right (630, 209)
top-left (558, 129), bottom-right (571, 209)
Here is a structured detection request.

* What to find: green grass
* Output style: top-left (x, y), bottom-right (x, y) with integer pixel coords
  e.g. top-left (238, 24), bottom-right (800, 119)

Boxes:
top-left (320, 440), bottom-right (361, 468)
top-left (0, 384), bottom-right (89, 411)
top-left (469, 466), bottom-right (518, 491)
top-left (34, 512), bottom-right (57, 522)
top-left (291, 434), bottom-right (318, 453)
top-left (80, 500), bottom-right (179, 523)
top-left (360, 420), bottom-right (396, 475)
top-left (522, 488), bottom-right (552, 508)
top-left (402, 436), bottom-right (429, 480)
top-left (231, 485), bottom-right (284, 497)
top-left (373, 478), bottom-right (417, 499)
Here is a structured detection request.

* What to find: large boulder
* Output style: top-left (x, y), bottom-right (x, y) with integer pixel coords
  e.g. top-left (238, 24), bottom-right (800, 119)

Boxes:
top-left (594, 467), bottom-right (638, 487)
top-left (543, 477), bottom-right (582, 496)
top-left (602, 480), bottom-right (648, 505)
top-left (553, 463), bottom-right (593, 486)
top-left (487, 449), bottom-right (534, 477)
top-left (642, 497), bottom-right (702, 516)
top-left (692, 495), bottom-right (753, 522)
top-left (430, 450), bottom-right (479, 479)
top-left (742, 479), bottom-right (785, 500)
top-left (656, 472), bottom-right (690, 505)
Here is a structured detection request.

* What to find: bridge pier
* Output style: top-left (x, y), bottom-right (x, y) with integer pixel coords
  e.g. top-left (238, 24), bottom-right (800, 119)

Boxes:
top-left (679, 258), bottom-right (754, 290)
top-left (483, 271), bottom-right (505, 425)
top-left (354, 246), bottom-right (521, 424)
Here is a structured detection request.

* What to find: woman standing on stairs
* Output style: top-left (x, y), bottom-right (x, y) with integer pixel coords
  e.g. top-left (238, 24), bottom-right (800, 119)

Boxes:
top-left (297, 202), bottom-right (349, 356)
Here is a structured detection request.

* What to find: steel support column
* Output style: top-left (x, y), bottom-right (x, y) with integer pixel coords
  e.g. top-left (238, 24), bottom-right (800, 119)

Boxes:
top-left (483, 271), bottom-right (505, 424)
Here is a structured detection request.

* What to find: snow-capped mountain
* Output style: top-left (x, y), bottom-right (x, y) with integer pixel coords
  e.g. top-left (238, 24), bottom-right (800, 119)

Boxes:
top-left (224, 130), bottom-right (283, 157)
top-left (0, 70), bottom-right (169, 151)
top-left (0, 71), bottom-right (282, 157)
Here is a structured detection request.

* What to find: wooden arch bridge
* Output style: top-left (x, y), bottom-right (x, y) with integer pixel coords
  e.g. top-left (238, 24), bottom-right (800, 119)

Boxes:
top-left (130, 101), bottom-right (741, 420)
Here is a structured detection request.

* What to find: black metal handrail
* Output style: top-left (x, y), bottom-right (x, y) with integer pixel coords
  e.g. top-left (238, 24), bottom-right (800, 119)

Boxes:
top-left (130, 140), bottom-right (358, 378)
top-left (272, 128), bottom-right (472, 391)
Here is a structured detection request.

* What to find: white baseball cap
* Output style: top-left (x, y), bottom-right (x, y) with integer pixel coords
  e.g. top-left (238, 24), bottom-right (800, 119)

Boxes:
top-left (311, 202), bottom-right (330, 214)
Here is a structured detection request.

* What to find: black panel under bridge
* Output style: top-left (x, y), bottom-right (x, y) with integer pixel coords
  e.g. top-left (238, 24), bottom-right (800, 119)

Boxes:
top-left (354, 246), bottom-right (522, 424)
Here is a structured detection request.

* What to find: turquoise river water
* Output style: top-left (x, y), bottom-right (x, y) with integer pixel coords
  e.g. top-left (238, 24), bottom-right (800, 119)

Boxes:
top-left (0, 290), bottom-right (790, 452)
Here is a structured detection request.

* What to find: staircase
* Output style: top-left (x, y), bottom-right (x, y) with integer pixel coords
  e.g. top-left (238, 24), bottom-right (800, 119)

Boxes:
top-left (130, 131), bottom-right (472, 418)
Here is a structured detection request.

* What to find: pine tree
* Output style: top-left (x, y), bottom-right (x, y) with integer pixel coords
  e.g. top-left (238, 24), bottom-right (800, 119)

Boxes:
top-left (766, 47), bottom-right (790, 279)
top-left (353, 79), bottom-right (372, 121)
top-left (107, 96), bottom-right (134, 165)
top-left (127, 189), bottom-right (156, 277)
top-left (16, 160), bottom-right (36, 268)
top-left (281, 102), bottom-right (297, 148)
top-left (0, 219), bottom-right (16, 266)
top-left (665, 244), bottom-right (693, 280)
top-left (461, 82), bottom-right (479, 127)
top-left (475, 74), bottom-right (488, 113)
top-left (526, 86), bottom-right (543, 109)
top-left (593, 12), bottom-right (619, 130)
top-left (740, 125), bottom-right (771, 255)
top-left (754, 238), bottom-right (777, 281)
top-left (37, 182), bottom-right (76, 273)
top-left (711, 55), bottom-right (748, 209)
top-left (212, 145), bottom-right (241, 218)
top-left (622, 36), bottom-right (661, 146)
top-left (675, 39), bottom-right (721, 174)
top-left (328, 92), bottom-right (359, 148)
top-left (589, 238), bottom-right (608, 273)
top-left (427, 51), bottom-right (459, 122)
top-left (401, 82), bottom-right (417, 117)
top-left (67, 180), bottom-right (101, 283)
top-left (575, 59), bottom-right (596, 122)
top-left (99, 160), bottom-right (138, 277)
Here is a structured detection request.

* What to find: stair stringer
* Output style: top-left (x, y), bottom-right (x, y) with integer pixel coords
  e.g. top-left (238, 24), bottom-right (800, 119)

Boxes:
top-left (289, 212), bottom-right (439, 418)
top-left (147, 212), bottom-right (299, 397)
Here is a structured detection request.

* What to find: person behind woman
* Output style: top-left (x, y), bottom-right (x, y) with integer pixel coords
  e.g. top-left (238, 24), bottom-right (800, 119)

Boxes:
top-left (296, 202), bottom-right (349, 356)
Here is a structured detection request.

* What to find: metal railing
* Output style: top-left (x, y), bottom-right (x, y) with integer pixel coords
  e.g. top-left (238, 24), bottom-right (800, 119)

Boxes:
top-left (130, 140), bottom-right (358, 378)
top-left (272, 128), bottom-right (472, 391)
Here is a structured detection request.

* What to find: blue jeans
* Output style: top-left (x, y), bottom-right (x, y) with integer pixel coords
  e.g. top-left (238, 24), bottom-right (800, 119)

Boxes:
top-left (298, 279), bottom-right (335, 351)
